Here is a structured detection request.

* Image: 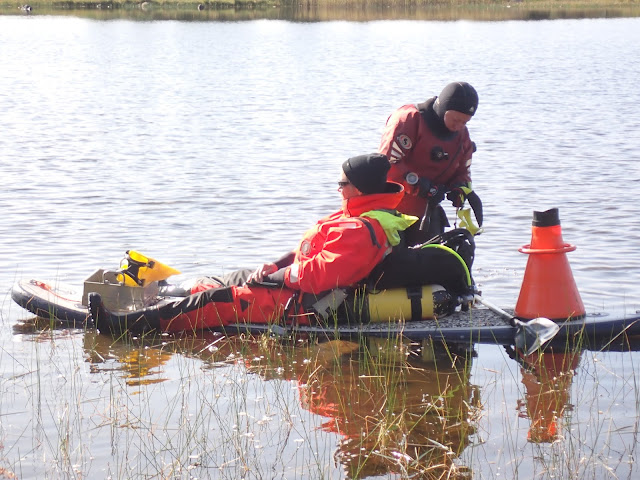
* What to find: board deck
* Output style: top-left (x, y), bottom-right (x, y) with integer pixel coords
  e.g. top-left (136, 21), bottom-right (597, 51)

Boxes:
top-left (11, 279), bottom-right (640, 347)
top-left (12, 279), bottom-right (89, 325)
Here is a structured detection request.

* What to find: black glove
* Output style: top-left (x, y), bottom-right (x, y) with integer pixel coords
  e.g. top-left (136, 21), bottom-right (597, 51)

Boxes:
top-left (263, 268), bottom-right (286, 286)
top-left (447, 186), bottom-right (469, 208)
top-left (417, 178), bottom-right (446, 203)
top-left (467, 190), bottom-right (483, 227)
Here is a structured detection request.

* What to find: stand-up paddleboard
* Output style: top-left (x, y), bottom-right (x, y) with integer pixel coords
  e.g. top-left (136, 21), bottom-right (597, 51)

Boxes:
top-left (225, 309), bottom-right (640, 347)
top-left (12, 279), bottom-right (90, 325)
top-left (11, 278), bottom-right (640, 348)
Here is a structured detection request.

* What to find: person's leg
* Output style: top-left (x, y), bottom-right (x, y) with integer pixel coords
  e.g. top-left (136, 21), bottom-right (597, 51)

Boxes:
top-left (221, 269), bottom-right (253, 286)
top-left (187, 269), bottom-right (253, 294)
top-left (428, 205), bottom-right (450, 237)
top-left (89, 283), bottom-right (294, 335)
top-left (89, 286), bottom-right (238, 335)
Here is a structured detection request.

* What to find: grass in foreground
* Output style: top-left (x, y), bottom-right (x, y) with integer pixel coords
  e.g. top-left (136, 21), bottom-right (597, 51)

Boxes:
top-left (4, 319), bottom-right (640, 478)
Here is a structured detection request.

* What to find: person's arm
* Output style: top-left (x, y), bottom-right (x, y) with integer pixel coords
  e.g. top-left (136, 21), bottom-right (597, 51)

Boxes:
top-left (448, 132), bottom-right (475, 187)
top-left (274, 251), bottom-right (295, 269)
top-left (284, 221), bottom-right (385, 294)
top-left (446, 134), bottom-right (482, 226)
top-left (246, 251), bottom-right (295, 284)
top-left (379, 106), bottom-right (421, 188)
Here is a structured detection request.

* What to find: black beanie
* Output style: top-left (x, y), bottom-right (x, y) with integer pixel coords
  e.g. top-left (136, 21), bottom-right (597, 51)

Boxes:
top-left (342, 153), bottom-right (390, 194)
top-left (433, 82), bottom-right (479, 118)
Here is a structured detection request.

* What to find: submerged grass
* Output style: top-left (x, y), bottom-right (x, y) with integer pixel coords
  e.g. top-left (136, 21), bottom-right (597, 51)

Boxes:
top-left (4, 321), bottom-right (483, 478)
top-left (4, 316), bottom-right (640, 478)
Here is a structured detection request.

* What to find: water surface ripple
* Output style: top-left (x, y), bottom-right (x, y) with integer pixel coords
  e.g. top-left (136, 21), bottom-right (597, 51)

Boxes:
top-left (1, 15), bottom-right (640, 480)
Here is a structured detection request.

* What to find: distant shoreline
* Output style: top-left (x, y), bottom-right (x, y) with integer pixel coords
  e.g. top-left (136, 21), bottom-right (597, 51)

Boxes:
top-left (3, 0), bottom-right (640, 21)
top-left (5, 0), bottom-right (640, 9)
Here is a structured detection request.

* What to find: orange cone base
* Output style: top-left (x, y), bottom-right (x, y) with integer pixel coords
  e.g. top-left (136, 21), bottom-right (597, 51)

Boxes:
top-left (515, 208), bottom-right (586, 321)
top-left (515, 254), bottom-right (585, 321)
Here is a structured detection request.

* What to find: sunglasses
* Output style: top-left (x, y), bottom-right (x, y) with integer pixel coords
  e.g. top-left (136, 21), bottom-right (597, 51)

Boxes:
top-left (337, 180), bottom-right (350, 188)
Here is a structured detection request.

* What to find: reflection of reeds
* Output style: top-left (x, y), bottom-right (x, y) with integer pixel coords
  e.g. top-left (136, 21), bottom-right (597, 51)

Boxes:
top-left (6, 319), bottom-right (640, 479)
top-left (276, 332), bottom-right (482, 478)
top-left (49, 325), bottom-right (478, 477)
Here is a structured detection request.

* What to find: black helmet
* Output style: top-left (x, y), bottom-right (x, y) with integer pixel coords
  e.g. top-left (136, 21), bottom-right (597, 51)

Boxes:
top-left (433, 82), bottom-right (479, 118)
top-left (342, 153), bottom-right (390, 194)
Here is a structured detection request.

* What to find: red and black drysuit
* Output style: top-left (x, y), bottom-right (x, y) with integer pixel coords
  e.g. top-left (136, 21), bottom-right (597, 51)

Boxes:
top-left (93, 183), bottom-right (408, 334)
top-left (379, 98), bottom-right (480, 242)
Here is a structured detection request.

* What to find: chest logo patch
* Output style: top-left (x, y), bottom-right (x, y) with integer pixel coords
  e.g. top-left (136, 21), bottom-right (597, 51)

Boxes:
top-left (397, 134), bottom-right (412, 150)
top-left (301, 240), bottom-right (312, 256)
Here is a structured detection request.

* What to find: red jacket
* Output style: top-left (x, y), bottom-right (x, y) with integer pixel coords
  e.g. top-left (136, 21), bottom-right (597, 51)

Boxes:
top-left (162, 184), bottom-right (407, 332)
top-left (283, 185), bottom-right (405, 294)
top-left (379, 103), bottom-right (475, 217)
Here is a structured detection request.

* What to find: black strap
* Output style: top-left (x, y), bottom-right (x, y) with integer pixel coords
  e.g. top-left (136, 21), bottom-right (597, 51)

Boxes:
top-left (356, 217), bottom-right (382, 248)
top-left (406, 286), bottom-right (423, 322)
top-left (358, 209), bottom-right (407, 250)
top-left (282, 291), bottom-right (300, 326)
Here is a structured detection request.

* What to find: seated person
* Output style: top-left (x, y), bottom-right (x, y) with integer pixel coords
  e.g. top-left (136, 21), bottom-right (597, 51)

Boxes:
top-left (89, 153), bottom-right (418, 334)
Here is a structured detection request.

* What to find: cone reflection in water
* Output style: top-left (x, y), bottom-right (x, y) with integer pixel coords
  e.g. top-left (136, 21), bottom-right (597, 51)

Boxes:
top-left (519, 349), bottom-right (581, 443)
top-left (515, 208), bottom-right (585, 321)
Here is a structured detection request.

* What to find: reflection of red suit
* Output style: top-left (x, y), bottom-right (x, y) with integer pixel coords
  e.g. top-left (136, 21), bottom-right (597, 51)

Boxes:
top-left (159, 187), bottom-right (404, 332)
top-left (294, 341), bottom-right (477, 479)
top-left (172, 336), bottom-right (478, 478)
top-left (379, 102), bottom-right (474, 217)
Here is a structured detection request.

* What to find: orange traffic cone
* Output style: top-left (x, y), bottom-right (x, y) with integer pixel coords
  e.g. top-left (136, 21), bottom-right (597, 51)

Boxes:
top-left (515, 208), bottom-right (585, 321)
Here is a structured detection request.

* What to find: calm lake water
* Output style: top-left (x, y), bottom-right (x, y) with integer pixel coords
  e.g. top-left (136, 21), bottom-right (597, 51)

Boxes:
top-left (1, 13), bottom-right (640, 479)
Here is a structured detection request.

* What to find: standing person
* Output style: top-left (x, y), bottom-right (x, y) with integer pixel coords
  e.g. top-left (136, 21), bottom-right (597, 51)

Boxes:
top-left (89, 153), bottom-right (417, 334)
top-left (379, 81), bottom-right (483, 245)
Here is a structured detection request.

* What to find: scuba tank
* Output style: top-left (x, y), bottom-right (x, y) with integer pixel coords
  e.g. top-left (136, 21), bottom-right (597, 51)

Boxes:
top-left (366, 284), bottom-right (457, 322)
top-left (309, 284), bottom-right (458, 324)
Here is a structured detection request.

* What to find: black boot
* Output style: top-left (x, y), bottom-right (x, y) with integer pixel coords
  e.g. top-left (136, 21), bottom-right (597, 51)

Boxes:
top-left (88, 292), bottom-right (159, 335)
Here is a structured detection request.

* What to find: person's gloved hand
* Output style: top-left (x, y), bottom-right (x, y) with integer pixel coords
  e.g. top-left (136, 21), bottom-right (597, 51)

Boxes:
top-left (467, 190), bottom-right (483, 227)
top-left (417, 178), bottom-right (446, 203)
top-left (246, 262), bottom-right (278, 284)
top-left (447, 184), bottom-right (473, 208)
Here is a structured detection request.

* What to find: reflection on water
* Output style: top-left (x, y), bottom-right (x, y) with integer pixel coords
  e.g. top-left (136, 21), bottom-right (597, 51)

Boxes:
top-left (10, 315), bottom-right (640, 478)
top-left (512, 346), bottom-right (581, 444)
top-left (85, 333), bottom-right (173, 387)
top-left (290, 338), bottom-right (479, 479)
top-left (2, 13), bottom-right (640, 479)
top-left (79, 329), bottom-right (481, 478)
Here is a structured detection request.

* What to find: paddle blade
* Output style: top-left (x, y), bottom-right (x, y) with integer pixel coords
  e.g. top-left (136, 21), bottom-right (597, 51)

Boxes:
top-left (514, 317), bottom-right (560, 356)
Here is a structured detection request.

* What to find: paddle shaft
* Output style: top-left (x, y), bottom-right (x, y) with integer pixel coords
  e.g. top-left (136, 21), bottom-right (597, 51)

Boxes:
top-left (474, 295), bottom-right (517, 326)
